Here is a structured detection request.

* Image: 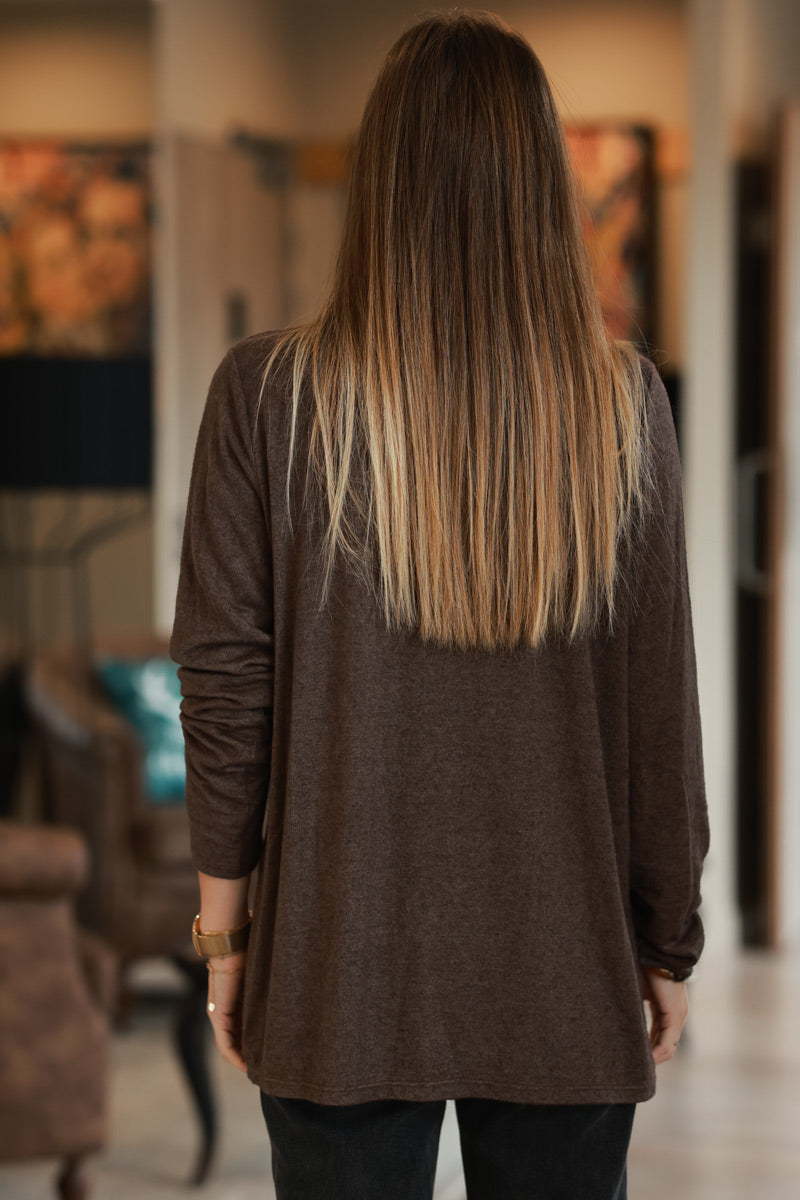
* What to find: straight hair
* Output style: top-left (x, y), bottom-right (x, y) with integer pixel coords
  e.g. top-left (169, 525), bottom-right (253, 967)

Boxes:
top-left (262, 10), bottom-right (653, 652)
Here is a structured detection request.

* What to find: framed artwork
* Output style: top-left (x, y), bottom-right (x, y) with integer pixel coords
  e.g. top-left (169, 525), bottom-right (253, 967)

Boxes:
top-left (0, 141), bottom-right (152, 487)
top-left (565, 124), bottom-right (656, 350)
top-left (0, 140), bottom-right (152, 357)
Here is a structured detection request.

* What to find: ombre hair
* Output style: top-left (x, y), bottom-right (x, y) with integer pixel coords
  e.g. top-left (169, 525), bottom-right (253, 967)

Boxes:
top-left (263, 10), bottom-right (653, 652)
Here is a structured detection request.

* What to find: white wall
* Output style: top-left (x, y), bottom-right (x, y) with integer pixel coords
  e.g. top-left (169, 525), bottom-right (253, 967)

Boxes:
top-left (154, 0), bottom-right (298, 141)
top-left (0, 1), bottom-right (152, 136)
top-left (726, 0), bottom-right (800, 152)
top-left (281, 0), bottom-right (687, 133)
top-left (152, 0), bottom-right (300, 633)
top-left (683, 0), bottom-right (738, 957)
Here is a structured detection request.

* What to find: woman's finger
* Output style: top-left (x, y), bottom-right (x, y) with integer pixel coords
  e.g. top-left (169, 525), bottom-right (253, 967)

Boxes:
top-left (210, 1018), bottom-right (248, 1072)
top-left (206, 957), bottom-right (248, 1072)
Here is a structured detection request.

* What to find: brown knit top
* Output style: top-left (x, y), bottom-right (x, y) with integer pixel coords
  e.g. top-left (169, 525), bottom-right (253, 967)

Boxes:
top-left (170, 331), bottom-right (709, 1106)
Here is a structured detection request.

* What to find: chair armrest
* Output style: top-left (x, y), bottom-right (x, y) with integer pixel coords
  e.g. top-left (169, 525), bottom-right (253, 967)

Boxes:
top-left (23, 657), bottom-right (145, 945)
top-left (0, 820), bottom-right (88, 899)
top-left (24, 655), bottom-right (146, 820)
top-left (22, 651), bottom-right (193, 963)
top-left (24, 655), bottom-right (139, 751)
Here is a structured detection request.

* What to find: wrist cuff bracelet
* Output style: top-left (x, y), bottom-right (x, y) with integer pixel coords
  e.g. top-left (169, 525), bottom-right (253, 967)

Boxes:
top-left (192, 912), bottom-right (252, 958)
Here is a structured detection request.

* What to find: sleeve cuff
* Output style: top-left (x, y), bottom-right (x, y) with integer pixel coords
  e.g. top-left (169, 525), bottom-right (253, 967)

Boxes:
top-left (638, 956), bottom-right (694, 983)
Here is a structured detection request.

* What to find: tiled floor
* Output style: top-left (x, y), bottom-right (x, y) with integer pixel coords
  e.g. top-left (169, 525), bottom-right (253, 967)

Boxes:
top-left (1, 947), bottom-right (799, 1198)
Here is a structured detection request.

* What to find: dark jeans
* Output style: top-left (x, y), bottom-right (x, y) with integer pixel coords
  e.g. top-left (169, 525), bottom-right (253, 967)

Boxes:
top-left (260, 1092), bottom-right (635, 1200)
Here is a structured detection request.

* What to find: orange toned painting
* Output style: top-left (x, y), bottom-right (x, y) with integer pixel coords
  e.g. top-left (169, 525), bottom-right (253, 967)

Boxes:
top-left (565, 124), bottom-right (656, 349)
top-left (0, 142), bottom-right (151, 356)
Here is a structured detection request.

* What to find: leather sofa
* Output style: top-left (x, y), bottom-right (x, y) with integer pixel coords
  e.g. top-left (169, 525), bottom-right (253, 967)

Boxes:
top-left (0, 819), bottom-right (116, 1199)
top-left (23, 647), bottom-right (217, 1184)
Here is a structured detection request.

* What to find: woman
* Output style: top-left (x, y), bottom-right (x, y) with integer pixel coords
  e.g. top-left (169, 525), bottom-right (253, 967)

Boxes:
top-left (171, 12), bottom-right (709, 1199)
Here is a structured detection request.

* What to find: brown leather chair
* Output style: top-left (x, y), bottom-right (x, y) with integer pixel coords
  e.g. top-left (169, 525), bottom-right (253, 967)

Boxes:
top-left (24, 648), bottom-right (197, 964)
top-left (0, 819), bottom-right (116, 1200)
top-left (24, 648), bottom-right (217, 1183)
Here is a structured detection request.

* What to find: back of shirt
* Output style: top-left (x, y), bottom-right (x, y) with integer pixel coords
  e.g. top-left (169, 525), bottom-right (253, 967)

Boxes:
top-left (170, 331), bottom-right (709, 1105)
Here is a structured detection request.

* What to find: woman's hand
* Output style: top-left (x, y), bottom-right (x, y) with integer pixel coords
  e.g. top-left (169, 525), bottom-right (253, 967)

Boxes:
top-left (641, 967), bottom-right (688, 1064)
top-left (206, 950), bottom-right (248, 1073)
top-left (197, 871), bottom-right (251, 1073)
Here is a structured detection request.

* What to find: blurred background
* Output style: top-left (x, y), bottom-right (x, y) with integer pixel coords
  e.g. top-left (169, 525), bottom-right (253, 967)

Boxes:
top-left (0, 1), bottom-right (799, 1197)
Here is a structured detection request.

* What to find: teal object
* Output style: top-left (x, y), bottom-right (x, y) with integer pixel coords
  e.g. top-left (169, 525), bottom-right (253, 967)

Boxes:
top-left (95, 656), bottom-right (185, 804)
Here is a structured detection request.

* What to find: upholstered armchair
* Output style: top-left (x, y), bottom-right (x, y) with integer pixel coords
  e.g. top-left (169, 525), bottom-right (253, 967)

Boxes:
top-left (24, 647), bottom-right (217, 1183)
top-left (0, 819), bottom-right (116, 1199)
top-left (24, 648), bottom-right (197, 963)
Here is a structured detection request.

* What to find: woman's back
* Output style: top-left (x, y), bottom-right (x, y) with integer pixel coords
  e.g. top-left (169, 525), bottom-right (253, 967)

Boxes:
top-left (171, 333), bottom-right (706, 1105)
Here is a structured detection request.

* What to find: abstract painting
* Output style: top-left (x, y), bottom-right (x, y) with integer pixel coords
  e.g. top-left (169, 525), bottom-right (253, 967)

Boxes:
top-left (565, 124), bottom-right (656, 349)
top-left (0, 140), bottom-right (151, 356)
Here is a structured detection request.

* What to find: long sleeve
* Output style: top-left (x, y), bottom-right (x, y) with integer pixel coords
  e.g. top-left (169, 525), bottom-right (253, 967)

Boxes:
top-left (169, 347), bottom-right (274, 879)
top-left (627, 359), bottom-right (710, 980)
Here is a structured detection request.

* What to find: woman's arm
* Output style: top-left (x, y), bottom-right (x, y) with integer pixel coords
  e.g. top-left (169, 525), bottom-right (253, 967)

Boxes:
top-left (198, 870), bottom-right (250, 931)
top-left (170, 346), bottom-right (275, 883)
top-left (628, 359), bottom-right (710, 985)
top-left (170, 344), bottom-right (276, 1071)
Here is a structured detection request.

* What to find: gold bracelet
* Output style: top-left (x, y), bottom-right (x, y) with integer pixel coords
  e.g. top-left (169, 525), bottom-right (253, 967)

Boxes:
top-left (645, 966), bottom-right (679, 981)
top-left (192, 911), bottom-right (252, 958)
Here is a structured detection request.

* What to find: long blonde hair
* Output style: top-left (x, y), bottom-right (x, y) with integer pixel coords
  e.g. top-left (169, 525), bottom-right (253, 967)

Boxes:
top-left (264, 11), bottom-right (652, 652)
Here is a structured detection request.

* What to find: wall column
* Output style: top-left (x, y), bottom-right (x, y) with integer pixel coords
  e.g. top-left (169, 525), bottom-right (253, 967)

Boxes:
top-left (152, 0), bottom-right (298, 633)
top-left (684, 0), bottom-right (740, 955)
